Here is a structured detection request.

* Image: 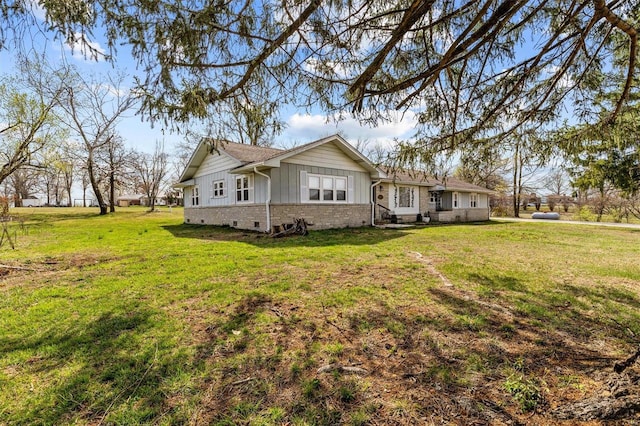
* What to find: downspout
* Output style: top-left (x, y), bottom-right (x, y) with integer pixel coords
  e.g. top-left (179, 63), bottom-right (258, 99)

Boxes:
top-left (370, 180), bottom-right (382, 226)
top-left (253, 167), bottom-right (271, 233)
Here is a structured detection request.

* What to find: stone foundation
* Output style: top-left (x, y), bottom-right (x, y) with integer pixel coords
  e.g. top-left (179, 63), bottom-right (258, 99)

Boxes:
top-left (431, 208), bottom-right (489, 222)
top-left (184, 205), bottom-right (268, 231)
top-left (270, 204), bottom-right (371, 230)
top-left (184, 203), bottom-right (372, 231)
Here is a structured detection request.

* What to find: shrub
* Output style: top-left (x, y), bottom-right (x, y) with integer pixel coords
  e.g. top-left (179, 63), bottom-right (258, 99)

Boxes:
top-left (504, 374), bottom-right (541, 412)
top-left (576, 205), bottom-right (595, 222)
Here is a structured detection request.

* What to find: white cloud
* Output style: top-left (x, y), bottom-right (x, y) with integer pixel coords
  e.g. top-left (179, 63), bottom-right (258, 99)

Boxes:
top-left (542, 65), bottom-right (574, 89)
top-left (65, 32), bottom-right (107, 62)
top-left (280, 111), bottom-right (416, 150)
top-left (92, 83), bottom-right (129, 98)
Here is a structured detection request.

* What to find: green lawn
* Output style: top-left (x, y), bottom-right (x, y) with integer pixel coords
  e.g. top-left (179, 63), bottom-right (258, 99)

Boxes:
top-left (1, 207), bottom-right (639, 425)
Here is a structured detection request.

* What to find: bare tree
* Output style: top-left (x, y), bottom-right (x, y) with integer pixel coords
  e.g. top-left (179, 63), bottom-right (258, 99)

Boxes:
top-left (7, 167), bottom-right (38, 206)
top-left (130, 141), bottom-right (169, 212)
top-left (80, 168), bottom-right (91, 207)
top-left (57, 141), bottom-right (81, 207)
top-left (55, 69), bottom-right (137, 215)
top-left (543, 168), bottom-right (570, 196)
top-left (94, 135), bottom-right (128, 213)
top-left (0, 56), bottom-right (66, 186)
top-left (509, 130), bottom-right (547, 217)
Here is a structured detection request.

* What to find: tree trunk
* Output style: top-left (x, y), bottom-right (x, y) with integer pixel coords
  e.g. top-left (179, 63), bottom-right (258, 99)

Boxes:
top-left (87, 150), bottom-right (108, 215)
top-left (109, 169), bottom-right (116, 213)
top-left (512, 142), bottom-right (520, 218)
top-left (65, 171), bottom-right (73, 207)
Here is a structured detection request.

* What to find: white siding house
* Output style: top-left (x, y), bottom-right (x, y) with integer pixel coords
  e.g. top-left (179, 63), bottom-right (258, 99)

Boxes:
top-left (373, 170), bottom-right (493, 223)
top-left (175, 135), bottom-right (494, 231)
top-left (175, 135), bottom-right (385, 231)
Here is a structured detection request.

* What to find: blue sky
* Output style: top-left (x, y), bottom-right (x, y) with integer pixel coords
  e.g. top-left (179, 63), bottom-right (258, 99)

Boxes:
top-left (0, 16), bottom-right (415, 156)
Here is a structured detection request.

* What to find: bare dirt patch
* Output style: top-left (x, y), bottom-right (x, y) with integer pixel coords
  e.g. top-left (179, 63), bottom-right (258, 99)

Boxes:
top-left (0, 254), bottom-right (120, 288)
top-left (164, 256), bottom-right (640, 425)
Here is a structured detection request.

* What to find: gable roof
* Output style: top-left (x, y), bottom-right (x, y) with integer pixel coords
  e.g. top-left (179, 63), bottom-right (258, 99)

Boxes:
top-left (232, 135), bottom-right (385, 177)
top-left (178, 134), bottom-right (385, 183)
top-left (178, 139), bottom-right (283, 183)
top-left (214, 140), bottom-right (283, 163)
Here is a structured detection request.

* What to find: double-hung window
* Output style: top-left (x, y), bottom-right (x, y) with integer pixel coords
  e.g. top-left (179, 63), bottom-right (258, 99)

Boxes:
top-left (236, 176), bottom-right (252, 202)
top-left (212, 180), bottom-right (225, 198)
top-left (470, 193), bottom-right (478, 208)
top-left (453, 192), bottom-right (459, 208)
top-left (191, 185), bottom-right (200, 206)
top-left (307, 174), bottom-right (347, 203)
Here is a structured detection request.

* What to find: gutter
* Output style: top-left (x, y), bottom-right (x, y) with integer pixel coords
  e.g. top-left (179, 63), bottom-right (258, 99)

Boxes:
top-left (253, 167), bottom-right (271, 233)
top-left (370, 180), bottom-right (382, 226)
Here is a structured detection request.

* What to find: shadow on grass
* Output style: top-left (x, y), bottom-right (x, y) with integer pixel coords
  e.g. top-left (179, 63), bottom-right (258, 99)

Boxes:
top-left (189, 285), bottom-right (636, 425)
top-left (162, 223), bottom-right (409, 247)
top-left (467, 272), bottom-right (526, 292)
top-left (0, 310), bottom-right (190, 424)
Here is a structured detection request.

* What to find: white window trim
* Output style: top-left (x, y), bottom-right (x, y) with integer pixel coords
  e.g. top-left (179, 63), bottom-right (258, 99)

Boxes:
top-left (470, 193), bottom-right (478, 208)
top-left (191, 185), bottom-right (200, 206)
top-left (303, 173), bottom-right (349, 204)
top-left (212, 179), bottom-right (225, 199)
top-left (392, 185), bottom-right (419, 214)
top-left (235, 175), bottom-right (253, 203)
top-left (453, 192), bottom-right (459, 209)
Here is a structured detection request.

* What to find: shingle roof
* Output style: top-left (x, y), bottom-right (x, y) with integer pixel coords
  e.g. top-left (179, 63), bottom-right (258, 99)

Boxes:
top-left (439, 177), bottom-right (494, 194)
top-left (214, 140), bottom-right (283, 163)
top-left (228, 135), bottom-right (385, 177)
top-left (381, 168), bottom-right (439, 185)
top-left (381, 167), bottom-right (493, 193)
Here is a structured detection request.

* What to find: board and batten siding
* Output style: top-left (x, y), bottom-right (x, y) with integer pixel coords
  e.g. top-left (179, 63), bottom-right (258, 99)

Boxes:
top-left (270, 162), bottom-right (370, 204)
top-left (281, 142), bottom-right (368, 172)
top-left (193, 151), bottom-right (240, 178)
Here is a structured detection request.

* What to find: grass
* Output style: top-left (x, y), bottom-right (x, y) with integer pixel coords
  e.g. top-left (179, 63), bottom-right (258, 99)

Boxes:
top-left (1, 206), bottom-right (640, 424)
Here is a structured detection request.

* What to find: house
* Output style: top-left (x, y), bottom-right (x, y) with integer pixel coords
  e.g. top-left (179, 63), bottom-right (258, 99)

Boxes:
top-left (175, 135), bottom-right (492, 231)
top-left (117, 194), bottom-right (169, 207)
top-left (21, 196), bottom-right (42, 207)
top-left (117, 194), bottom-right (145, 207)
top-left (174, 135), bottom-right (385, 231)
top-left (374, 169), bottom-right (493, 223)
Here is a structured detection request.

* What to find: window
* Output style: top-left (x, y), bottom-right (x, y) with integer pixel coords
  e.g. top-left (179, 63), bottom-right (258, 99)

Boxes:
top-left (191, 185), bottom-right (199, 206)
top-left (430, 191), bottom-right (442, 210)
top-left (453, 192), bottom-right (459, 208)
top-left (236, 175), bottom-right (252, 202)
top-left (398, 187), bottom-right (412, 208)
top-left (394, 186), bottom-right (415, 209)
top-left (212, 180), bottom-right (225, 198)
top-left (306, 174), bottom-right (347, 203)
top-left (470, 193), bottom-right (478, 208)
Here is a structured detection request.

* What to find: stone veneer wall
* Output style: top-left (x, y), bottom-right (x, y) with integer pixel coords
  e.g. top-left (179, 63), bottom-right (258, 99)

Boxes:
top-left (419, 187), bottom-right (431, 215)
top-left (432, 208), bottom-right (489, 222)
top-left (185, 203), bottom-right (372, 231)
top-left (270, 204), bottom-right (371, 230)
top-left (184, 205), bottom-right (267, 231)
